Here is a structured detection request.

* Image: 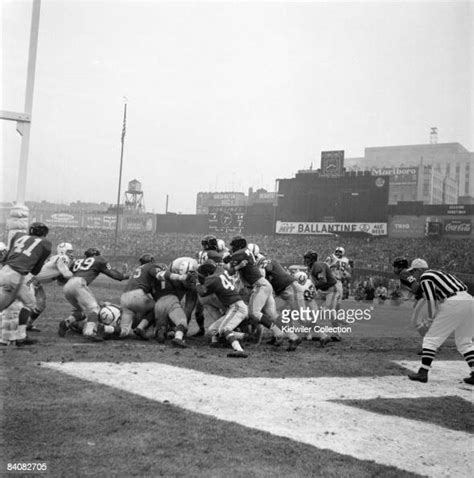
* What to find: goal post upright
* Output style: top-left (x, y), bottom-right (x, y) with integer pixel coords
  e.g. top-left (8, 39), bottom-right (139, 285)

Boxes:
top-left (0, 0), bottom-right (41, 242)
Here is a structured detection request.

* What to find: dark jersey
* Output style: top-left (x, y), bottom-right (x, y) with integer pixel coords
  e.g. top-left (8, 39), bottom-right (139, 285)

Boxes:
top-left (198, 269), bottom-right (242, 307)
top-left (264, 259), bottom-right (295, 295)
top-left (152, 275), bottom-right (188, 301)
top-left (308, 262), bottom-right (337, 291)
top-left (71, 256), bottom-right (126, 285)
top-left (3, 232), bottom-right (52, 275)
top-left (227, 248), bottom-right (262, 286)
top-left (125, 262), bottom-right (161, 294)
top-left (399, 269), bottom-right (421, 298)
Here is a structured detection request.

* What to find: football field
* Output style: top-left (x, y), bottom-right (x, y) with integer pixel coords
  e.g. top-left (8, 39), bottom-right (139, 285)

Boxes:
top-left (1, 279), bottom-right (472, 477)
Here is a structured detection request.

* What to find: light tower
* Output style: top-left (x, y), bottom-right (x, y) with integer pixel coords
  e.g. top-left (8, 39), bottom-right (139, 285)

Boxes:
top-left (430, 127), bottom-right (438, 144)
top-left (124, 179), bottom-right (145, 213)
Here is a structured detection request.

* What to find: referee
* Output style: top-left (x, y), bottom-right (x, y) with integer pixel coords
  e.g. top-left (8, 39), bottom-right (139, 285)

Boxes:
top-left (406, 259), bottom-right (474, 385)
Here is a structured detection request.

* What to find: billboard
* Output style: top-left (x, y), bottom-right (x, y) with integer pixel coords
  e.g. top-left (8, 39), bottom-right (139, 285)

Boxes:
top-left (371, 167), bottom-right (418, 186)
top-left (443, 219), bottom-right (472, 235)
top-left (388, 216), bottom-right (425, 238)
top-left (275, 221), bottom-right (387, 236)
top-left (209, 206), bottom-right (245, 234)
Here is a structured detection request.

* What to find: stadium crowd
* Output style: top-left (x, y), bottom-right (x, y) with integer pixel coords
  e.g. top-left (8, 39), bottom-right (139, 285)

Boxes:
top-left (44, 228), bottom-right (474, 275)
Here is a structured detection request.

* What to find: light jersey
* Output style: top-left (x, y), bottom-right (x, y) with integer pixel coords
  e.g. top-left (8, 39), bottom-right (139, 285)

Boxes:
top-left (300, 278), bottom-right (316, 302)
top-left (34, 254), bottom-right (72, 283)
top-left (4, 232), bottom-right (52, 276)
top-left (71, 256), bottom-right (125, 285)
top-left (325, 254), bottom-right (350, 280)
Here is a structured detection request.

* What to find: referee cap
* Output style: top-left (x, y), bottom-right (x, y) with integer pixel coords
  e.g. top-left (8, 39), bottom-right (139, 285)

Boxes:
top-left (408, 258), bottom-right (429, 271)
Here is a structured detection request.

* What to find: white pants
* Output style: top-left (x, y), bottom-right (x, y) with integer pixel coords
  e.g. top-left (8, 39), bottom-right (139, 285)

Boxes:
top-left (423, 291), bottom-right (474, 355)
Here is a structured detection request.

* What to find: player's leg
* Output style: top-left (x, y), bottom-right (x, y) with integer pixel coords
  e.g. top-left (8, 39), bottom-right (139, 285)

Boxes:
top-left (74, 281), bottom-right (101, 340)
top-left (219, 301), bottom-right (248, 357)
top-left (166, 296), bottom-right (189, 348)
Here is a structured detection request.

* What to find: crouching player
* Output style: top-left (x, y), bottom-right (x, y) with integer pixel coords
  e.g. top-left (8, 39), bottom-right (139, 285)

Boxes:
top-left (59, 248), bottom-right (129, 341)
top-left (197, 260), bottom-right (248, 358)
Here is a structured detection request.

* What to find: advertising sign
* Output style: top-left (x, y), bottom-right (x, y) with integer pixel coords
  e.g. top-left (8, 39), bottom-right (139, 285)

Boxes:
top-left (275, 221), bottom-right (387, 236)
top-left (388, 216), bottom-right (425, 238)
top-left (443, 219), bottom-right (472, 235)
top-left (371, 167), bottom-right (418, 186)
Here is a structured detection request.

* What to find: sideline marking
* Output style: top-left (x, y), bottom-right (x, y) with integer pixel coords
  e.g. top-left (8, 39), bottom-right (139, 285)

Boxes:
top-left (42, 361), bottom-right (473, 477)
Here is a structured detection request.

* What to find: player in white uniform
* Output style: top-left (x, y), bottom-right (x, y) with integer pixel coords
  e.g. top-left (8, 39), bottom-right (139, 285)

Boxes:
top-left (325, 246), bottom-right (351, 309)
top-left (23, 242), bottom-right (74, 331)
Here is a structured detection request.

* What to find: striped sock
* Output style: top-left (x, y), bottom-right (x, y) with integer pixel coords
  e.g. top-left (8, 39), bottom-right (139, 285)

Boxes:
top-left (420, 348), bottom-right (436, 370)
top-left (463, 350), bottom-right (474, 371)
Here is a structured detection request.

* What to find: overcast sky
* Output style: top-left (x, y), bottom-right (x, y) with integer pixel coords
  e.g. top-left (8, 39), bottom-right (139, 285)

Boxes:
top-left (1, 0), bottom-right (472, 213)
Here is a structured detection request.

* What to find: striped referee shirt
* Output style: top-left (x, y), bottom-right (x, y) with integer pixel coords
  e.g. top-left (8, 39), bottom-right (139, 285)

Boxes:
top-left (419, 269), bottom-right (468, 318)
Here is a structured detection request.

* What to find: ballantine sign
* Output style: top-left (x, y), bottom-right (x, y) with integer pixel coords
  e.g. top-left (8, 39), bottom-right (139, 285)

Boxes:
top-left (276, 221), bottom-right (387, 236)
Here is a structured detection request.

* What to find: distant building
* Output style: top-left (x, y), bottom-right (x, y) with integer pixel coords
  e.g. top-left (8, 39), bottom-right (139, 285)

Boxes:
top-left (345, 142), bottom-right (473, 203)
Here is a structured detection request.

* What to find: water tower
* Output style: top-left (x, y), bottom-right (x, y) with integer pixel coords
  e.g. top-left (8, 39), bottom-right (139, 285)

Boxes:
top-left (124, 179), bottom-right (145, 213)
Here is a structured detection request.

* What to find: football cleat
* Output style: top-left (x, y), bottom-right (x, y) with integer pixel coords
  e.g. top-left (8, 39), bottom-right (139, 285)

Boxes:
top-left (171, 338), bottom-right (189, 349)
top-left (463, 372), bottom-right (474, 385)
top-left (271, 336), bottom-right (285, 347)
top-left (26, 324), bottom-right (41, 332)
top-left (83, 331), bottom-right (104, 342)
top-left (190, 328), bottom-right (205, 338)
top-left (287, 337), bottom-right (302, 352)
top-left (227, 350), bottom-right (248, 358)
top-left (58, 319), bottom-right (69, 337)
top-left (408, 368), bottom-right (428, 383)
top-left (134, 328), bottom-right (149, 341)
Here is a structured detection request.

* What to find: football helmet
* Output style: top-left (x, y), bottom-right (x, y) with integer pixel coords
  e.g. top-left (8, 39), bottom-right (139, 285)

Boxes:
top-left (98, 304), bottom-right (121, 326)
top-left (139, 253), bottom-right (155, 265)
top-left (229, 235), bottom-right (247, 252)
top-left (294, 271), bottom-right (308, 285)
top-left (57, 242), bottom-right (74, 257)
top-left (201, 235), bottom-right (218, 251)
top-left (335, 247), bottom-right (345, 257)
top-left (303, 250), bottom-right (318, 266)
top-left (392, 257), bottom-right (409, 269)
top-left (84, 247), bottom-right (101, 258)
top-left (29, 222), bottom-right (49, 237)
top-left (197, 260), bottom-right (217, 277)
top-left (217, 239), bottom-right (226, 253)
top-left (248, 243), bottom-right (260, 257)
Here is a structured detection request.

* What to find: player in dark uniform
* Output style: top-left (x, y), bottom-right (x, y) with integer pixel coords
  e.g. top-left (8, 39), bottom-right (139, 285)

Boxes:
top-left (192, 235), bottom-right (223, 337)
top-left (263, 257), bottom-right (304, 351)
top-left (0, 222), bottom-right (51, 345)
top-left (197, 260), bottom-right (248, 357)
top-left (59, 248), bottom-right (129, 341)
top-left (304, 250), bottom-right (341, 342)
top-left (134, 261), bottom-right (196, 347)
top-left (224, 235), bottom-right (286, 346)
top-left (95, 253), bottom-right (164, 340)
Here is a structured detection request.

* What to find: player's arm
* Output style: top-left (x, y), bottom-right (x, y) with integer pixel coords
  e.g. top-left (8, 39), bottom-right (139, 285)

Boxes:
top-left (101, 261), bottom-right (129, 281)
top-left (57, 256), bottom-right (73, 280)
top-left (31, 242), bottom-right (52, 276)
top-left (156, 269), bottom-right (188, 283)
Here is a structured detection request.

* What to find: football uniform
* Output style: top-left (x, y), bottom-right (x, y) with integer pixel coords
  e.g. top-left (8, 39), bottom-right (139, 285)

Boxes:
top-left (227, 248), bottom-right (278, 324)
top-left (63, 255), bottom-right (127, 336)
top-left (198, 268), bottom-right (248, 338)
top-left (119, 262), bottom-right (161, 338)
top-left (265, 259), bottom-right (305, 317)
top-left (325, 253), bottom-right (350, 308)
top-left (0, 232), bottom-right (52, 312)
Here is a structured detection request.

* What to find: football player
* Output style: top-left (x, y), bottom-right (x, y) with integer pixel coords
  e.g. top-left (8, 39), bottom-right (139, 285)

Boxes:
top-left (193, 236), bottom-right (226, 336)
top-left (196, 260), bottom-right (248, 358)
top-left (223, 235), bottom-right (285, 346)
top-left (304, 250), bottom-right (342, 341)
top-left (325, 246), bottom-right (351, 310)
top-left (0, 222), bottom-right (52, 345)
top-left (100, 253), bottom-right (163, 340)
top-left (59, 248), bottom-right (129, 341)
top-left (262, 255), bottom-right (304, 351)
top-left (23, 241), bottom-right (75, 332)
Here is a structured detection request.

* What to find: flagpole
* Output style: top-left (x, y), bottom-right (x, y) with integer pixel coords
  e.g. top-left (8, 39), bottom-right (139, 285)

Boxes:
top-left (113, 98), bottom-right (127, 259)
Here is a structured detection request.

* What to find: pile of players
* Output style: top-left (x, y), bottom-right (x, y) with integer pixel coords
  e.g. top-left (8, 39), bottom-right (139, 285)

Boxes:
top-left (0, 225), bottom-right (352, 358)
